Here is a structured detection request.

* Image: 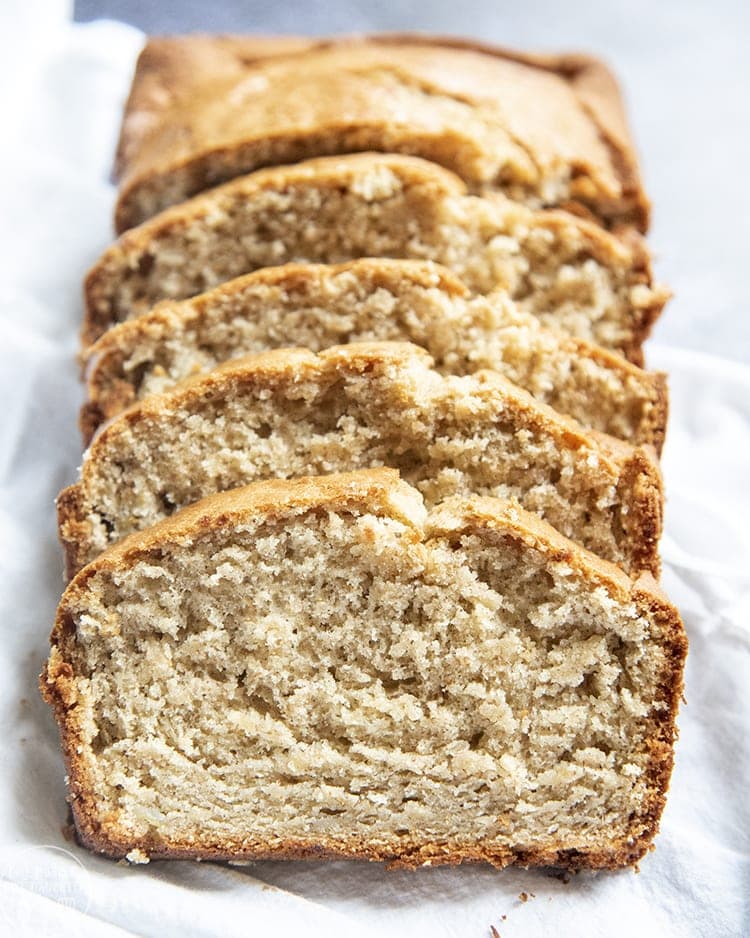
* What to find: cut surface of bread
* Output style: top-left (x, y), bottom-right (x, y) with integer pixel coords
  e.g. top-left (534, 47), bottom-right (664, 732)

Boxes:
top-left (42, 469), bottom-right (686, 869)
top-left (84, 154), bottom-right (667, 359)
top-left (114, 34), bottom-right (649, 233)
top-left (60, 342), bottom-right (662, 577)
top-left (82, 259), bottom-right (668, 450)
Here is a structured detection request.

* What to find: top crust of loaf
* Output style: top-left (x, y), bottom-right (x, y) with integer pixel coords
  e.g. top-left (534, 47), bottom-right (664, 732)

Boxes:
top-left (113, 33), bottom-right (648, 233)
top-left (43, 468), bottom-right (686, 870)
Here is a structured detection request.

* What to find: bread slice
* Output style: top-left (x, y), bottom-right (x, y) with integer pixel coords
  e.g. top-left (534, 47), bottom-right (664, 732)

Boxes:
top-left (114, 35), bottom-right (649, 233)
top-left (83, 154), bottom-right (667, 359)
top-left (59, 341), bottom-right (662, 578)
top-left (81, 259), bottom-right (668, 450)
top-left (42, 468), bottom-right (686, 869)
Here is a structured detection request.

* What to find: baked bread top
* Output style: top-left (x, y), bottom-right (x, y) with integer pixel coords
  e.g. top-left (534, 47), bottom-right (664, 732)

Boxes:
top-left (43, 468), bottom-right (686, 868)
top-left (114, 34), bottom-right (649, 233)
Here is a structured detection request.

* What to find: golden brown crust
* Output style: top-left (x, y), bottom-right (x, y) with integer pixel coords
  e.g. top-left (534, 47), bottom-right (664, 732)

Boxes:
top-left (56, 484), bottom-right (93, 583)
top-left (42, 469), bottom-right (686, 870)
top-left (622, 571), bottom-right (687, 871)
top-left (80, 259), bottom-right (669, 449)
top-left (113, 35), bottom-right (314, 179)
top-left (619, 445), bottom-right (664, 578)
top-left (83, 153), bottom-right (665, 353)
top-left (583, 429), bottom-right (664, 578)
top-left (114, 33), bottom-right (648, 233)
top-left (58, 341), bottom-right (664, 578)
top-left (644, 370), bottom-right (669, 454)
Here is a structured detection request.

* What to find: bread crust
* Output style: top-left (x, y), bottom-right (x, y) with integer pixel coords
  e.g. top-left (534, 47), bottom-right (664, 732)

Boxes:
top-left (83, 153), bottom-right (667, 355)
top-left (58, 341), bottom-right (664, 579)
top-left (114, 34), bottom-right (649, 233)
top-left (42, 469), bottom-right (686, 870)
top-left (80, 259), bottom-right (669, 450)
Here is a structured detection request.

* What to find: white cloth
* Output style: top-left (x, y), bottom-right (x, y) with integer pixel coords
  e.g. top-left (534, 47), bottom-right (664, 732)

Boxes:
top-left (0, 7), bottom-right (747, 936)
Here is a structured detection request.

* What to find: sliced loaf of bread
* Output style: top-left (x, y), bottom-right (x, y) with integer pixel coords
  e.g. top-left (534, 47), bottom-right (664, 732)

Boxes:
top-left (59, 342), bottom-right (662, 577)
top-left (84, 154), bottom-right (667, 359)
top-left (114, 35), bottom-right (648, 232)
top-left (43, 468), bottom-right (686, 869)
top-left (81, 259), bottom-right (668, 450)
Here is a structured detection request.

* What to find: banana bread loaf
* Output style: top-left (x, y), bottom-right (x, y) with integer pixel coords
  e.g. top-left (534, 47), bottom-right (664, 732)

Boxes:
top-left (114, 35), bottom-right (649, 233)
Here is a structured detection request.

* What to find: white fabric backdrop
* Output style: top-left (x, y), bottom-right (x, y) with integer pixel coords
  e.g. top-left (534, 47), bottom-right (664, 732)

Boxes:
top-left (0, 5), bottom-right (748, 935)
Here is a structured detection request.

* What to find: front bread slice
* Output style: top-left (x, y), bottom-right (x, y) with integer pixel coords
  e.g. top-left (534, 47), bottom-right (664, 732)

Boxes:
top-left (43, 468), bottom-right (686, 868)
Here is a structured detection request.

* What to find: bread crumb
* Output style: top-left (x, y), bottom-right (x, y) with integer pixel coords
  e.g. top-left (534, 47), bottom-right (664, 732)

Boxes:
top-left (125, 848), bottom-right (150, 864)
